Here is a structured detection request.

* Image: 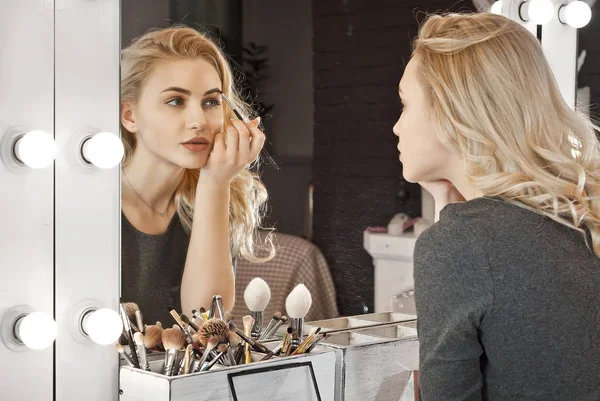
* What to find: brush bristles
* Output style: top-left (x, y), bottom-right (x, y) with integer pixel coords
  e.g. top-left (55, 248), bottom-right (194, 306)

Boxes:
top-left (242, 315), bottom-right (255, 331)
top-left (224, 312), bottom-right (233, 322)
top-left (162, 328), bottom-right (186, 351)
top-left (133, 332), bottom-right (144, 347)
top-left (144, 325), bottom-right (163, 349)
top-left (273, 312), bottom-right (282, 320)
top-left (123, 302), bottom-right (139, 323)
top-left (198, 318), bottom-right (229, 346)
top-left (244, 277), bottom-right (271, 312)
top-left (285, 284), bottom-right (313, 319)
top-left (206, 336), bottom-right (218, 351)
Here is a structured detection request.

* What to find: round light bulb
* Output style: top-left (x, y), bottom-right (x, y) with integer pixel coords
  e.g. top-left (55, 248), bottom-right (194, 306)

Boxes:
top-left (562, 1), bottom-right (592, 28)
top-left (82, 308), bottom-right (123, 345)
top-left (17, 312), bottom-right (57, 350)
top-left (15, 130), bottom-right (57, 169)
top-left (527, 0), bottom-right (555, 24)
top-left (491, 1), bottom-right (503, 14)
top-left (82, 132), bottom-right (124, 169)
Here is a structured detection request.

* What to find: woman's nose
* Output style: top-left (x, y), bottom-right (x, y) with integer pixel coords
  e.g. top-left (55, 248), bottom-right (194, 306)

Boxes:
top-left (186, 104), bottom-right (207, 130)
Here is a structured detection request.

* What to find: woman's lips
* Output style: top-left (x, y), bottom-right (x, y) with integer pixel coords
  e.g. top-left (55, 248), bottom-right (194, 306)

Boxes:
top-left (182, 143), bottom-right (209, 152)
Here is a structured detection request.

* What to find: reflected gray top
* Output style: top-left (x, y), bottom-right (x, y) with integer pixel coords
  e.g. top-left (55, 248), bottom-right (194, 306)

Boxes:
top-left (121, 212), bottom-right (190, 326)
top-left (414, 197), bottom-right (600, 401)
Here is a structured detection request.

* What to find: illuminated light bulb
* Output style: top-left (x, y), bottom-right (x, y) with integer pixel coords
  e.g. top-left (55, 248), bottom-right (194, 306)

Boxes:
top-left (81, 308), bottom-right (123, 345)
top-left (491, 1), bottom-right (503, 14)
top-left (15, 312), bottom-right (57, 350)
top-left (559, 1), bottom-right (592, 28)
top-left (81, 132), bottom-right (124, 169)
top-left (521, 0), bottom-right (555, 24)
top-left (14, 130), bottom-right (57, 169)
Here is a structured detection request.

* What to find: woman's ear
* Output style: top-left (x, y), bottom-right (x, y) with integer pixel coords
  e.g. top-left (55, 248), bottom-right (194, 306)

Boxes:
top-left (121, 103), bottom-right (137, 133)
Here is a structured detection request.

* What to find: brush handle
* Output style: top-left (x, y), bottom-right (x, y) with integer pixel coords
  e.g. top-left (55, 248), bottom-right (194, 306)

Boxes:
top-left (250, 311), bottom-right (263, 340)
top-left (258, 316), bottom-right (279, 340)
top-left (262, 319), bottom-right (285, 340)
top-left (202, 351), bottom-right (225, 371)
top-left (119, 351), bottom-right (136, 367)
top-left (209, 295), bottom-right (225, 320)
top-left (290, 318), bottom-right (304, 349)
top-left (195, 347), bottom-right (213, 372)
top-left (260, 340), bottom-right (284, 361)
top-left (163, 349), bottom-right (178, 376)
top-left (232, 326), bottom-right (270, 353)
top-left (138, 344), bottom-right (150, 371)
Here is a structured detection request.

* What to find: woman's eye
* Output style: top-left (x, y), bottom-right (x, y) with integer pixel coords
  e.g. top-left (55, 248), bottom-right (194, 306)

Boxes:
top-left (203, 98), bottom-right (222, 108)
top-left (167, 98), bottom-right (183, 106)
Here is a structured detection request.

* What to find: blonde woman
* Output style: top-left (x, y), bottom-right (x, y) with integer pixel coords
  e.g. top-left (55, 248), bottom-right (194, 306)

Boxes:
top-left (394, 13), bottom-right (600, 400)
top-left (120, 26), bottom-right (273, 325)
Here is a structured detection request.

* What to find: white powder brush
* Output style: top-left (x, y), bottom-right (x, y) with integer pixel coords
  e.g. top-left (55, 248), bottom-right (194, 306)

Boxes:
top-left (244, 277), bottom-right (271, 339)
top-left (285, 284), bottom-right (312, 352)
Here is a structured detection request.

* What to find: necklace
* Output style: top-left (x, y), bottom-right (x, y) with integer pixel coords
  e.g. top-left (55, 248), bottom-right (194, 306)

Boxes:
top-left (121, 168), bottom-right (170, 217)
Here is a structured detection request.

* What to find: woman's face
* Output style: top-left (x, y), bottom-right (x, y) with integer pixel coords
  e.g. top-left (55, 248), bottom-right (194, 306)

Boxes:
top-left (393, 56), bottom-right (453, 183)
top-left (122, 58), bottom-right (224, 169)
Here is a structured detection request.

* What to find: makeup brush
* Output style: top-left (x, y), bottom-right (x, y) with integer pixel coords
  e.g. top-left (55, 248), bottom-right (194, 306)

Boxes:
top-left (260, 339), bottom-right (286, 362)
top-left (286, 331), bottom-right (299, 356)
top-left (227, 331), bottom-right (240, 365)
top-left (168, 307), bottom-right (194, 344)
top-left (280, 327), bottom-right (294, 356)
top-left (134, 332), bottom-right (150, 371)
top-left (116, 343), bottom-right (135, 367)
top-left (198, 318), bottom-right (230, 347)
top-left (209, 295), bottom-right (225, 320)
top-left (199, 307), bottom-right (209, 322)
top-left (194, 336), bottom-right (218, 373)
top-left (177, 344), bottom-right (194, 376)
top-left (156, 321), bottom-right (162, 329)
top-left (144, 324), bottom-right (164, 352)
top-left (181, 314), bottom-right (199, 332)
top-left (135, 310), bottom-right (144, 334)
top-left (119, 304), bottom-right (140, 368)
top-left (202, 344), bottom-right (229, 371)
top-left (259, 312), bottom-right (281, 340)
top-left (227, 321), bottom-right (269, 353)
top-left (220, 92), bottom-right (251, 123)
top-left (122, 302), bottom-right (142, 332)
top-left (191, 309), bottom-right (206, 325)
top-left (262, 315), bottom-right (288, 340)
top-left (162, 328), bottom-right (186, 376)
top-left (305, 333), bottom-right (327, 353)
top-left (293, 327), bottom-right (322, 355)
top-left (243, 315), bottom-right (254, 364)
top-left (285, 284), bottom-right (313, 352)
top-left (244, 278), bottom-right (271, 340)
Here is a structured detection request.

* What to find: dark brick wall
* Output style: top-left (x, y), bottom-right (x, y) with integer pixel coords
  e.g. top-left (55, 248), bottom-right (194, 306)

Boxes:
top-left (578, 1), bottom-right (600, 119)
top-left (311, 0), bottom-right (474, 316)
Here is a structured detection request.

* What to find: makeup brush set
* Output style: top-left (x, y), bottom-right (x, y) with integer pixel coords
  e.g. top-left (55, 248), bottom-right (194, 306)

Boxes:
top-left (116, 279), bottom-right (329, 378)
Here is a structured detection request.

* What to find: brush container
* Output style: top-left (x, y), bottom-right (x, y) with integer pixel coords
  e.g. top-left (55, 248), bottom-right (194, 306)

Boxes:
top-left (291, 311), bottom-right (416, 335)
top-left (119, 341), bottom-right (337, 401)
top-left (317, 321), bottom-right (419, 401)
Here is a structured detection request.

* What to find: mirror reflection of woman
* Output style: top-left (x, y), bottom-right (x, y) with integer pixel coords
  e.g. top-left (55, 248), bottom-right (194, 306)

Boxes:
top-left (394, 13), bottom-right (600, 400)
top-left (120, 26), bottom-right (273, 326)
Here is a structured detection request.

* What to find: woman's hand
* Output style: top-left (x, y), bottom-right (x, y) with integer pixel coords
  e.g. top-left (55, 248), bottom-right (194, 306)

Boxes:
top-left (200, 117), bottom-right (265, 188)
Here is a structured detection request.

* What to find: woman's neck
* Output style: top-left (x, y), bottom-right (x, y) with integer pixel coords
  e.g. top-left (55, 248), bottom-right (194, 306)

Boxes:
top-left (122, 150), bottom-right (184, 210)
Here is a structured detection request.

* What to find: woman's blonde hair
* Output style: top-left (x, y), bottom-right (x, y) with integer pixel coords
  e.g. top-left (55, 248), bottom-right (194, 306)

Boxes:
top-left (413, 12), bottom-right (600, 257)
top-left (121, 26), bottom-right (274, 262)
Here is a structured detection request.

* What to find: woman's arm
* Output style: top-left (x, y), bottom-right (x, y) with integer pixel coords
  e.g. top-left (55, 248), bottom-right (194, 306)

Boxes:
top-left (413, 208), bottom-right (493, 401)
top-left (180, 180), bottom-right (235, 313)
top-left (180, 118), bottom-right (265, 314)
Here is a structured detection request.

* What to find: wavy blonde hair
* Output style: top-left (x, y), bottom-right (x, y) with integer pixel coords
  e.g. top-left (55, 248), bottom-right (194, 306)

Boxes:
top-left (121, 26), bottom-right (274, 262)
top-left (413, 12), bottom-right (600, 257)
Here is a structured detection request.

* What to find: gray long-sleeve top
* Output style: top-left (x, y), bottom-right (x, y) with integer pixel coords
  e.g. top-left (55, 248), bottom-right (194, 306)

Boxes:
top-left (413, 196), bottom-right (600, 401)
